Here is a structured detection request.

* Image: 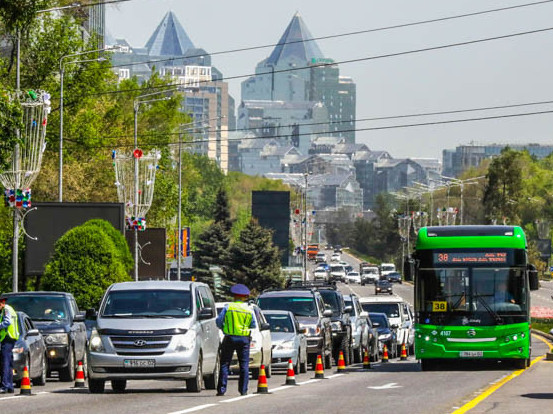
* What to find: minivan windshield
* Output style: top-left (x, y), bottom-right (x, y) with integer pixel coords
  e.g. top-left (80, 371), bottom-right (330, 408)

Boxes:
top-left (258, 296), bottom-right (318, 317)
top-left (101, 290), bottom-right (192, 318)
top-left (6, 296), bottom-right (69, 322)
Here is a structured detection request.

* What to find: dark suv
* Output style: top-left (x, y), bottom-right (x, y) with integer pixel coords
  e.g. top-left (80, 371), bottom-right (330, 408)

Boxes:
top-left (257, 289), bottom-right (333, 370)
top-left (287, 282), bottom-right (353, 365)
top-left (1, 292), bottom-right (88, 381)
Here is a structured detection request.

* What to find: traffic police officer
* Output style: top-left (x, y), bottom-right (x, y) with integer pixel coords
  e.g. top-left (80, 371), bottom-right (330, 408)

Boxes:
top-left (216, 284), bottom-right (256, 396)
top-left (0, 298), bottom-right (20, 394)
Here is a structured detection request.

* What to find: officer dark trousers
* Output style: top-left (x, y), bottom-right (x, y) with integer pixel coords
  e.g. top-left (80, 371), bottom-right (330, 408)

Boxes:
top-left (0, 338), bottom-right (15, 390)
top-left (217, 335), bottom-right (251, 395)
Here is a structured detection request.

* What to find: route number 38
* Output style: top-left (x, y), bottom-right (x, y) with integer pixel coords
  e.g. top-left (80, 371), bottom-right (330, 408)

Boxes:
top-left (432, 301), bottom-right (447, 312)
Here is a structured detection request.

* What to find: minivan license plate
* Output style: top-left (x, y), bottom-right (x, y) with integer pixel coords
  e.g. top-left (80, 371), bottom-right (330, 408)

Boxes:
top-left (460, 351), bottom-right (483, 357)
top-left (124, 359), bottom-right (155, 368)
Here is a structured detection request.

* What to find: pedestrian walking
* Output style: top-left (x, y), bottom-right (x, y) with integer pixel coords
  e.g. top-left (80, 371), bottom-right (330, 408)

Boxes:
top-left (0, 297), bottom-right (20, 394)
top-left (216, 284), bottom-right (256, 396)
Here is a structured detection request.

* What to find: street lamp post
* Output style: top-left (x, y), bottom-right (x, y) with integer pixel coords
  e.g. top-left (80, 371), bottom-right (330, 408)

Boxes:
top-left (303, 173), bottom-right (309, 281)
top-left (59, 47), bottom-right (116, 201)
top-left (439, 175), bottom-right (485, 225)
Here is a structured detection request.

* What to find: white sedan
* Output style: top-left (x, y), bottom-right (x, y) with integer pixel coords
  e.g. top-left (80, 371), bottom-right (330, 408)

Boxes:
top-left (346, 271), bottom-right (361, 284)
top-left (330, 253), bottom-right (341, 262)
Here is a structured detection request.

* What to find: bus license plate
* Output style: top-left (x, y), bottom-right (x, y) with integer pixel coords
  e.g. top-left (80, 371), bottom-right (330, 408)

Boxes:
top-left (460, 351), bottom-right (483, 358)
top-left (124, 359), bottom-right (156, 368)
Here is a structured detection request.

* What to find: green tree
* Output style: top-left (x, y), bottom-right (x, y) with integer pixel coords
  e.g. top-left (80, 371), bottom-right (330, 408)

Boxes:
top-left (41, 220), bottom-right (132, 309)
top-left (226, 219), bottom-right (283, 295)
top-left (214, 187), bottom-right (232, 232)
top-left (81, 219), bottom-right (133, 273)
top-left (483, 148), bottom-right (524, 224)
top-left (193, 222), bottom-right (230, 297)
top-left (0, 92), bottom-right (23, 170)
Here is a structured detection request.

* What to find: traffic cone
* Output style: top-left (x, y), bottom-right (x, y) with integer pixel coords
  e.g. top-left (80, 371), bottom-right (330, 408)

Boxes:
top-left (314, 354), bottom-right (325, 379)
top-left (285, 359), bottom-right (297, 385)
top-left (363, 349), bottom-right (371, 369)
top-left (337, 350), bottom-right (346, 372)
top-left (74, 361), bottom-right (86, 388)
top-left (19, 366), bottom-right (32, 395)
top-left (382, 345), bottom-right (389, 363)
top-left (400, 343), bottom-right (408, 361)
top-left (256, 364), bottom-right (269, 394)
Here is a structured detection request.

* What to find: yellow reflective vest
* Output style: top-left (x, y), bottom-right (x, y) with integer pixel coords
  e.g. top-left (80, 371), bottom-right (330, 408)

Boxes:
top-left (223, 302), bottom-right (253, 337)
top-left (0, 304), bottom-right (20, 342)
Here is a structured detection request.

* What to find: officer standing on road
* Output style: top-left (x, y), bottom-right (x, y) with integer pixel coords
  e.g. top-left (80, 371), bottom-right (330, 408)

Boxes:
top-left (216, 284), bottom-right (256, 396)
top-left (0, 298), bottom-right (20, 394)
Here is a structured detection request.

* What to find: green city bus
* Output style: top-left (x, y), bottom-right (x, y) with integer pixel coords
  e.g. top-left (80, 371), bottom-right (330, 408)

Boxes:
top-left (413, 226), bottom-right (539, 371)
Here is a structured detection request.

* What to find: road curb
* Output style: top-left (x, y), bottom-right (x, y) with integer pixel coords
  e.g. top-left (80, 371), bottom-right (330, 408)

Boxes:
top-left (530, 328), bottom-right (553, 342)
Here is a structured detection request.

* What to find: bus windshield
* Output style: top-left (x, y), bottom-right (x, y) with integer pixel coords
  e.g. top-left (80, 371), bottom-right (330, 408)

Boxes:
top-left (418, 267), bottom-right (526, 324)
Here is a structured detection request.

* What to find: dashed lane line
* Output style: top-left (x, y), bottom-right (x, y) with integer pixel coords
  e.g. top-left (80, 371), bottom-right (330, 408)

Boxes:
top-left (167, 404), bottom-right (219, 414)
top-left (221, 393), bottom-right (259, 403)
top-left (296, 379), bottom-right (321, 385)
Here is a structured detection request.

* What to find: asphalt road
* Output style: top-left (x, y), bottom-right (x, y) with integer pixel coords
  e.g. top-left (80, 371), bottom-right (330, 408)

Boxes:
top-left (3, 252), bottom-right (553, 414)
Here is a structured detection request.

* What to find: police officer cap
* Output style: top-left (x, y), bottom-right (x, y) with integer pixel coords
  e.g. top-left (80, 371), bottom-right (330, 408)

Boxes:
top-left (230, 284), bottom-right (250, 296)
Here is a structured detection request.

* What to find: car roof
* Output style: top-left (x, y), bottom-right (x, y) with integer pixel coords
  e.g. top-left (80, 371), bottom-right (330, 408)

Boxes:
top-left (108, 281), bottom-right (206, 291)
top-left (259, 290), bottom-right (317, 298)
top-left (359, 295), bottom-right (404, 304)
top-left (2, 291), bottom-right (73, 298)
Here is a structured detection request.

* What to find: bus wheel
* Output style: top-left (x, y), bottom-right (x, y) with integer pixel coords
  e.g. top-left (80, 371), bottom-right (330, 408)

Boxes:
top-left (513, 359), bottom-right (528, 370)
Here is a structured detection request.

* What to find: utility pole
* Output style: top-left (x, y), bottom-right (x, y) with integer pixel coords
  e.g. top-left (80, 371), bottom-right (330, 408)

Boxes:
top-left (303, 173), bottom-right (309, 281)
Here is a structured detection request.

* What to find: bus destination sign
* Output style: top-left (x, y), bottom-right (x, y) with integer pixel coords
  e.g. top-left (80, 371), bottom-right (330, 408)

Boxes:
top-left (434, 252), bottom-right (508, 264)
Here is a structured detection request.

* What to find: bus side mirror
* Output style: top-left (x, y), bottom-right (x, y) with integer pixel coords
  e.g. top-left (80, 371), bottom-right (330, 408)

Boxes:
top-left (528, 264), bottom-right (539, 291)
top-left (403, 257), bottom-right (415, 281)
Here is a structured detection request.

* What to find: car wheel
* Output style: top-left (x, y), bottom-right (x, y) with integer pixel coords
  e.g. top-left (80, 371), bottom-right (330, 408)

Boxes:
top-left (59, 346), bottom-right (76, 382)
top-left (33, 353), bottom-right (47, 386)
top-left (265, 354), bottom-right (272, 378)
top-left (88, 378), bottom-right (105, 394)
top-left (204, 349), bottom-right (220, 390)
top-left (294, 351), bottom-right (300, 375)
top-left (300, 353), bottom-right (308, 373)
top-left (111, 379), bottom-right (127, 393)
top-left (324, 348), bottom-right (333, 368)
top-left (353, 345), bottom-right (363, 364)
top-left (186, 354), bottom-right (203, 392)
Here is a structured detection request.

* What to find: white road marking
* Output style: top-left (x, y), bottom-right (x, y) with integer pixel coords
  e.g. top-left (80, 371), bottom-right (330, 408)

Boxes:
top-left (0, 391), bottom-right (49, 401)
top-left (297, 379), bottom-right (321, 385)
top-left (270, 385), bottom-right (294, 392)
top-left (167, 404), bottom-right (218, 414)
top-left (367, 382), bottom-right (402, 390)
top-left (326, 373), bottom-right (345, 379)
top-left (221, 393), bottom-right (259, 403)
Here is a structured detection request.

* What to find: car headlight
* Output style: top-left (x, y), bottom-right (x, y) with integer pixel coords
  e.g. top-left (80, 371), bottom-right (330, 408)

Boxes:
top-left (302, 324), bottom-right (321, 337)
top-left (44, 333), bottom-right (69, 345)
top-left (12, 346), bottom-right (25, 354)
top-left (331, 321), bottom-right (342, 332)
top-left (89, 328), bottom-right (104, 352)
top-left (174, 329), bottom-right (196, 352)
top-left (276, 340), bottom-right (295, 350)
top-left (379, 333), bottom-right (391, 341)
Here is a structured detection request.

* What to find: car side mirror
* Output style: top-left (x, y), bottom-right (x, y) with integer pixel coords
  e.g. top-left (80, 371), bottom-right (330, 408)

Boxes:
top-left (73, 314), bottom-right (85, 322)
top-left (85, 308), bottom-right (97, 320)
top-left (260, 322), bottom-right (271, 331)
top-left (198, 308), bottom-right (214, 320)
top-left (391, 324), bottom-right (399, 329)
top-left (323, 310), bottom-right (333, 317)
top-left (344, 306), bottom-right (353, 313)
top-left (372, 322), bottom-right (380, 327)
top-left (27, 329), bottom-right (40, 337)
top-left (359, 311), bottom-right (368, 318)
top-left (528, 264), bottom-right (539, 291)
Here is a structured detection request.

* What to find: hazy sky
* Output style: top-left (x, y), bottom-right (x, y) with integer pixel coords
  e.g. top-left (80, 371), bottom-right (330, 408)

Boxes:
top-left (106, 0), bottom-right (553, 160)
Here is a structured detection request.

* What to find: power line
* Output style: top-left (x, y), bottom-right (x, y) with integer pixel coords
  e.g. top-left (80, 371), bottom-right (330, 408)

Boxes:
top-left (107, 0), bottom-right (553, 70)
top-left (38, 0), bottom-right (134, 13)
top-left (68, 25), bottom-right (553, 101)
top-left (62, 108), bottom-right (553, 151)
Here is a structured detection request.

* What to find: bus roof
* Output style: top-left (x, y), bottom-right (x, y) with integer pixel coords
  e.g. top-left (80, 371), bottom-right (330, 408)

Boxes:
top-left (416, 225), bottom-right (526, 250)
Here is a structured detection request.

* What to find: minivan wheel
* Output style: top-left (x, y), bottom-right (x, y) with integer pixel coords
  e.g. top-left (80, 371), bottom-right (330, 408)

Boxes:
top-left (111, 379), bottom-right (127, 393)
top-left (186, 355), bottom-right (203, 392)
top-left (89, 378), bottom-right (105, 394)
top-left (204, 351), bottom-right (219, 390)
top-left (59, 346), bottom-right (76, 382)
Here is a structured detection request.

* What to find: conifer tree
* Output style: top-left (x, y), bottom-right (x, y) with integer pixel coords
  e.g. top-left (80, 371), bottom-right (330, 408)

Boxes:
top-left (193, 222), bottom-right (230, 298)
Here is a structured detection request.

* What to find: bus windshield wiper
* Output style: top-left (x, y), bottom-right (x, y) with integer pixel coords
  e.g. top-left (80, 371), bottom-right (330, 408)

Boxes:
top-left (473, 294), bottom-right (503, 324)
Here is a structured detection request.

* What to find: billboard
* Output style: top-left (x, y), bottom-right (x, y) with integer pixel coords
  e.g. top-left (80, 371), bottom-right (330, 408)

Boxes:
top-left (125, 228), bottom-right (167, 280)
top-left (252, 191), bottom-right (290, 266)
top-left (24, 203), bottom-right (125, 276)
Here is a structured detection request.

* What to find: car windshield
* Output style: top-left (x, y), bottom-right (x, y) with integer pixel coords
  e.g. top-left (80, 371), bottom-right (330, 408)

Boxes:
top-left (381, 265), bottom-right (395, 272)
top-left (330, 265), bottom-right (343, 272)
top-left (319, 290), bottom-right (341, 316)
top-left (361, 303), bottom-right (400, 318)
top-left (258, 296), bottom-right (318, 317)
top-left (369, 313), bottom-right (389, 328)
top-left (6, 296), bottom-right (69, 322)
top-left (265, 314), bottom-right (295, 333)
top-left (101, 290), bottom-right (192, 318)
top-left (377, 280), bottom-right (391, 286)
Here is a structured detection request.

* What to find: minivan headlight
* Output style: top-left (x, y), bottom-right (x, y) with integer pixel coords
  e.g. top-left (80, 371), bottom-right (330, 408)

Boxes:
top-left (174, 329), bottom-right (196, 352)
top-left (301, 324), bottom-right (320, 337)
top-left (89, 329), bottom-right (104, 352)
top-left (44, 333), bottom-right (69, 345)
